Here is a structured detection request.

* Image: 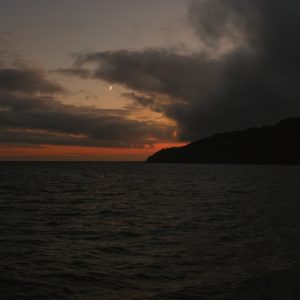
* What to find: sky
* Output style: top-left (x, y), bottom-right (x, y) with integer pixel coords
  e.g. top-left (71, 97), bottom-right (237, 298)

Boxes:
top-left (0, 0), bottom-right (300, 160)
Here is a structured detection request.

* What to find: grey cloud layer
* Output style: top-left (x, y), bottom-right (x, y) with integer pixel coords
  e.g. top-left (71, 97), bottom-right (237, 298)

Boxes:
top-left (0, 67), bottom-right (173, 147)
top-left (0, 68), bottom-right (64, 95)
top-left (61, 0), bottom-right (300, 140)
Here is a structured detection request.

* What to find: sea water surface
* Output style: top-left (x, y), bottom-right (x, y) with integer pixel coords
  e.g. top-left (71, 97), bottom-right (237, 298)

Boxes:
top-left (1, 162), bottom-right (300, 299)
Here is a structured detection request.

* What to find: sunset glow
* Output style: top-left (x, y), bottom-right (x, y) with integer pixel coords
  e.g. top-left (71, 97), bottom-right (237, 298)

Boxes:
top-left (0, 143), bottom-right (186, 161)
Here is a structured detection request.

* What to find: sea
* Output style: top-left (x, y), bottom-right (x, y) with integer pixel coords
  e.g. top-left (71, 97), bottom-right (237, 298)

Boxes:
top-left (0, 162), bottom-right (300, 300)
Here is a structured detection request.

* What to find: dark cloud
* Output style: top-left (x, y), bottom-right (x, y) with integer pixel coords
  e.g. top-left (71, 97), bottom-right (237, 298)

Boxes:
top-left (0, 66), bottom-right (173, 147)
top-left (60, 0), bottom-right (300, 140)
top-left (0, 68), bottom-right (64, 95)
top-left (187, 0), bottom-right (260, 50)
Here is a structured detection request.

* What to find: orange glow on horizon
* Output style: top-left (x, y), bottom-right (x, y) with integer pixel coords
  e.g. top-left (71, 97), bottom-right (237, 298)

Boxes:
top-left (0, 142), bottom-right (187, 161)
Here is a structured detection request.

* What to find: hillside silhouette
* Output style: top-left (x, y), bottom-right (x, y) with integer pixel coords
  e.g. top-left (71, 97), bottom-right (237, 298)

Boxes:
top-left (146, 117), bottom-right (300, 164)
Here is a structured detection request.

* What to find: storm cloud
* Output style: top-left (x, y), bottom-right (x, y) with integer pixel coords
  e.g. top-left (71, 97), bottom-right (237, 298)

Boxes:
top-left (61, 0), bottom-right (300, 140)
top-left (0, 67), bottom-right (173, 147)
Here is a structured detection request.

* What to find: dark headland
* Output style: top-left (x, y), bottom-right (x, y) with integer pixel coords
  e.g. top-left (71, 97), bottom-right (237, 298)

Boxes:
top-left (146, 117), bottom-right (300, 164)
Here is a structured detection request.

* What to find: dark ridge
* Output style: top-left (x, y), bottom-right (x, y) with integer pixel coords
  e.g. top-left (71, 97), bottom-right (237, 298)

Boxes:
top-left (146, 117), bottom-right (300, 164)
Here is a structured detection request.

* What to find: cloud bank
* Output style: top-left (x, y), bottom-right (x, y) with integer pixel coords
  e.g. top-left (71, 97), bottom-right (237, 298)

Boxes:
top-left (60, 0), bottom-right (300, 140)
top-left (0, 66), bottom-right (173, 148)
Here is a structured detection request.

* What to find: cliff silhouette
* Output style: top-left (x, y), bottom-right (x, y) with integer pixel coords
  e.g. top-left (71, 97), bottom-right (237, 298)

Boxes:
top-left (146, 117), bottom-right (300, 164)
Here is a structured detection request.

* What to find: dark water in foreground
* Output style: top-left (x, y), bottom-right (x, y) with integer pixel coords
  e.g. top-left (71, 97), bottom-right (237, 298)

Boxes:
top-left (1, 162), bottom-right (300, 300)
